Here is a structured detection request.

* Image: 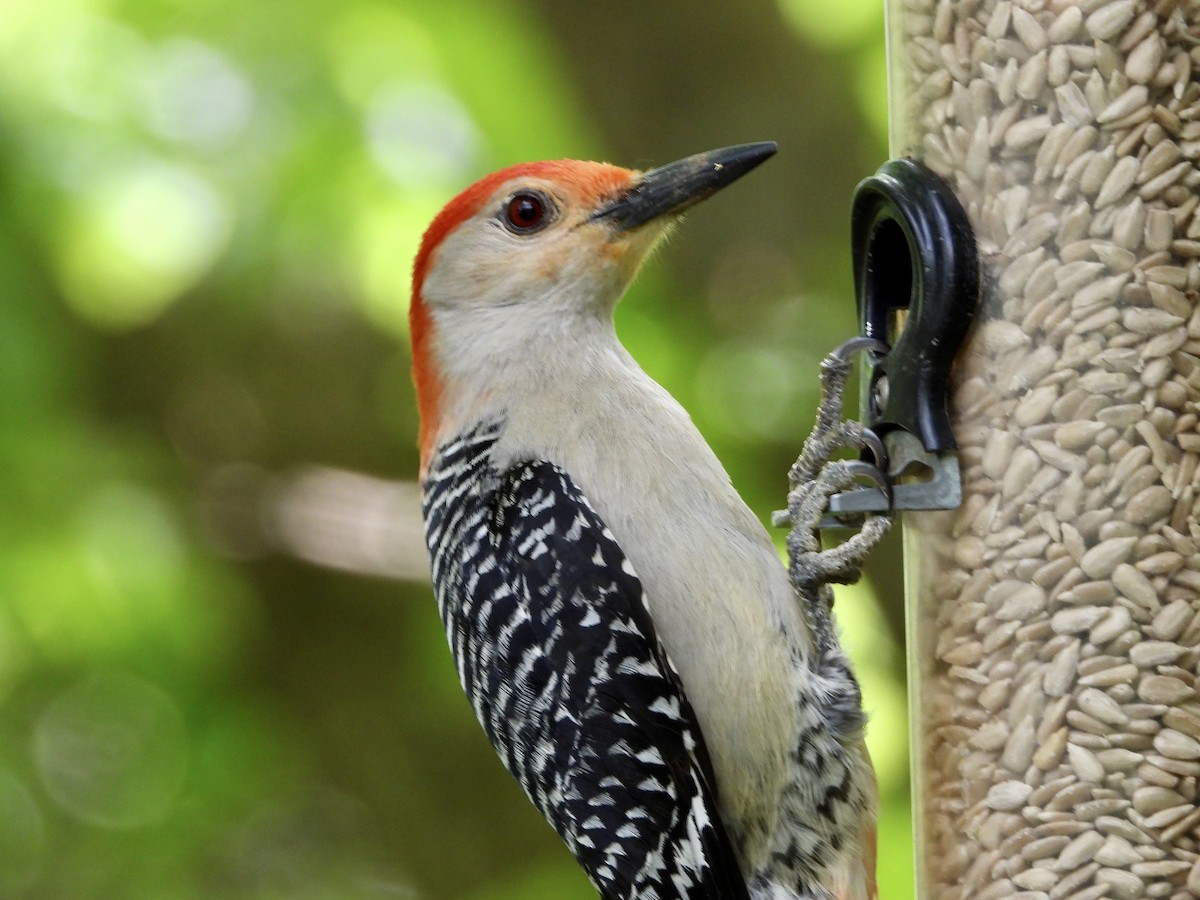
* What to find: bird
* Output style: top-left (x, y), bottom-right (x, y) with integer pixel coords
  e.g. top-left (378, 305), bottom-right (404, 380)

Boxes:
top-left (410, 142), bottom-right (886, 899)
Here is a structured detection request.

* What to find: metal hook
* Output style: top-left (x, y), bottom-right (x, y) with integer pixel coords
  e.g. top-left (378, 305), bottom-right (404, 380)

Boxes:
top-left (822, 158), bottom-right (980, 526)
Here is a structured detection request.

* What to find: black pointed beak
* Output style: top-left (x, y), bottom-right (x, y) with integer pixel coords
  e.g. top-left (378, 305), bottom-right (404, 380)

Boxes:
top-left (591, 142), bottom-right (777, 232)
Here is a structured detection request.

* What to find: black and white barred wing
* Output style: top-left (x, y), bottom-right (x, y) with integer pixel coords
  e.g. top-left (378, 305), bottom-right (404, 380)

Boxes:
top-left (424, 434), bottom-right (747, 900)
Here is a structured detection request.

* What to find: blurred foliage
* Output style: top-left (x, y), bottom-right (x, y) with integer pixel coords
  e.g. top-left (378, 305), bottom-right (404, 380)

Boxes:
top-left (0, 0), bottom-right (912, 897)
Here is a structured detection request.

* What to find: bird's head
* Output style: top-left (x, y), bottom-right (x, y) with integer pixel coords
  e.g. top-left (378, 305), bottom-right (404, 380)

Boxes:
top-left (410, 142), bottom-right (777, 468)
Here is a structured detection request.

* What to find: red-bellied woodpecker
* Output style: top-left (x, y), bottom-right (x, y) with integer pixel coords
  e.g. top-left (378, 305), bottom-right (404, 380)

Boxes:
top-left (411, 143), bottom-right (887, 899)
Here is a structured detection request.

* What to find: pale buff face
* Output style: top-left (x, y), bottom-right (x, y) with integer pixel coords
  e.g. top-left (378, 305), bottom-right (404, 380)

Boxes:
top-left (419, 169), bottom-right (671, 322)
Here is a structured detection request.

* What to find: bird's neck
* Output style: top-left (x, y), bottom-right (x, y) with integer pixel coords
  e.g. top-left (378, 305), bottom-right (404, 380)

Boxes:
top-left (420, 300), bottom-right (626, 470)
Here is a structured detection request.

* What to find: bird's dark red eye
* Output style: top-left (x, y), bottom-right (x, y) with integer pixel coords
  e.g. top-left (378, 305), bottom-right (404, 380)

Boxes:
top-left (503, 191), bottom-right (553, 233)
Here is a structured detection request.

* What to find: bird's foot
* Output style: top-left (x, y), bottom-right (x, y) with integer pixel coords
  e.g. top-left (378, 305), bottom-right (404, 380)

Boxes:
top-left (785, 337), bottom-right (892, 591)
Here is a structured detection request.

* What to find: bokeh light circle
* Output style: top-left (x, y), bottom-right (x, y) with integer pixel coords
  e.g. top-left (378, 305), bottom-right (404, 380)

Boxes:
top-left (33, 671), bottom-right (188, 829)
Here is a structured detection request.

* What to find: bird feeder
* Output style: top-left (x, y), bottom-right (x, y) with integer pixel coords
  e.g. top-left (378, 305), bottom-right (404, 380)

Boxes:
top-left (882, 1), bottom-right (1200, 897)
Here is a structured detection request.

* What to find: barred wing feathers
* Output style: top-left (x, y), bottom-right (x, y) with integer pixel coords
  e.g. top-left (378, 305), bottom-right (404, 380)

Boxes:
top-left (423, 427), bottom-right (748, 900)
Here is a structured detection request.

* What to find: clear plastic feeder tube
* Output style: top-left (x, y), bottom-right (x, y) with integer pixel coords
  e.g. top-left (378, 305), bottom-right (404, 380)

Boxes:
top-left (887, 1), bottom-right (1200, 897)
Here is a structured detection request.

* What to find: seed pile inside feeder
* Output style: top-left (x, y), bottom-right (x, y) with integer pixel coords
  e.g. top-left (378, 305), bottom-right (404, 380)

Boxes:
top-left (894, 0), bottom-right (1200, 897)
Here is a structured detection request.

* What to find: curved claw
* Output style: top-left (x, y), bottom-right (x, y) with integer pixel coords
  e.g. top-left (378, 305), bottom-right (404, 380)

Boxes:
top-left (841, 460), bottom-right (892, 503)
top-left (831, 335), bottom-right (889, 362)
top-left (860, 426), bottom-right (888, 472)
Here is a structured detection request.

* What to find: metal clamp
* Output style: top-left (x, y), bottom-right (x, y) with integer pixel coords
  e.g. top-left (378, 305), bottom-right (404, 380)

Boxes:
top-left (822, 158), bottom-right (980, 526)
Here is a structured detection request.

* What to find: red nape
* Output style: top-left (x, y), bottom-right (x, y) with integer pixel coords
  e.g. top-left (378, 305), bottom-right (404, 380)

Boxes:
top-left (409, 293), bottom-right (442, 474)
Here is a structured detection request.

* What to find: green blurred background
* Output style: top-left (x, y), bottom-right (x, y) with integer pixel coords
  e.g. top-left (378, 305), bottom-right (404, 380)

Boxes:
top-left (0, 0), bottom-right (912, 896)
